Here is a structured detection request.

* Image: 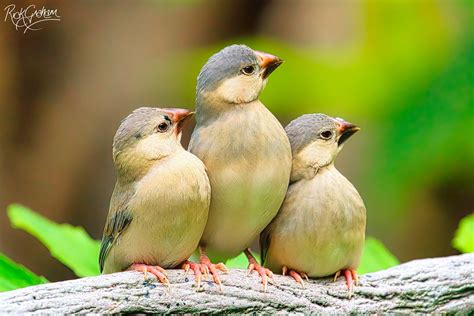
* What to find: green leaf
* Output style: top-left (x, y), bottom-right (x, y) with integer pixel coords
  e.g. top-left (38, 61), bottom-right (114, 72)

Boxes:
top-left (225, 252), bottom-right (249, 269)
top-left (224, 252), bottom-right (262, 269)
top-left (0, 252), bottom-right (47, 292)
top-left (452, 213), bottom-right (474, 253)
top-left (358, 237), bottom-right (400, 274)
top-left (7, 204), bottom-right (101, 277)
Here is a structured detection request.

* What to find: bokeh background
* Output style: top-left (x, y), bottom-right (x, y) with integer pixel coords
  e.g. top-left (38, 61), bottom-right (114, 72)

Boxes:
top-left (0, 0), bottom-right (472, 282)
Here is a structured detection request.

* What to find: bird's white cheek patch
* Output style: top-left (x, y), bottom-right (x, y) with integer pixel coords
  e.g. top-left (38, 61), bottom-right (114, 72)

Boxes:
top-left (135, 134), bottom-right (176, 161)
top-left (215, 75), bottom-right (262, 104)
top-left (298, 141), bottom-right (336, 168)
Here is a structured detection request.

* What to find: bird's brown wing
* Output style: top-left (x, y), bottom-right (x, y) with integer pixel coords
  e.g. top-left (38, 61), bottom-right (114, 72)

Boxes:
top-left (99, 210), bottom-right (133, 273)
top-left (259, 224), bottom-right (272, 266)
top-left (99, 183), bottom-right (134, 273)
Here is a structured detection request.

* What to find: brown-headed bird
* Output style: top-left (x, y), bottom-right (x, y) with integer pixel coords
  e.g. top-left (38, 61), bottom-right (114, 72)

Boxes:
top-left (99, 107), bottom-right (210, 288)
top-left (260, 113), bottom-right (366, 297)
top-left (188, 45), bottom-right (292, 289)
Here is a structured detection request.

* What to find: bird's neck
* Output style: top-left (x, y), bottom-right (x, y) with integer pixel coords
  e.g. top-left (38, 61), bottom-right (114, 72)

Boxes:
top-left (290, 159), bottom-right (336, 183)
top-left (195, 93), bottom-right (261, 126)
top-left (116, 163), bottom-right (151, 185)
top-left (115, 154), bottom-right (171, 185)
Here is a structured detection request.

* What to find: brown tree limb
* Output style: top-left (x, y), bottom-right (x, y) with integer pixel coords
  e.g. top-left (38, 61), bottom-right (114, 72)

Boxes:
top-left (0, 254), bottom-right (473, 314)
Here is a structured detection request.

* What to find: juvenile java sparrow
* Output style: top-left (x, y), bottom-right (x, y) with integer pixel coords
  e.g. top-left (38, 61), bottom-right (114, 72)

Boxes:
top-left (260, 113), bottom-right (366, 297)
top-left (188, 45), bottom-right (292, 288)
top-left (99, 107), bottom-right (210, 288)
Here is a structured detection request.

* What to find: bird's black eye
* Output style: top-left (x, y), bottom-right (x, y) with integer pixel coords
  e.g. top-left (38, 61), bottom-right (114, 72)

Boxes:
top-left (320, 130), bottom-right (333, 139)
top-left (156, 122), bottom-right (170, 133)
top-left (241, 65), bottom-right (255, 75)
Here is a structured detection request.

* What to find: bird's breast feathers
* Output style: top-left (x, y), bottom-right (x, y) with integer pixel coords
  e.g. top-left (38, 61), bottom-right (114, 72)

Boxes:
top-left (102, 150), bottom-right (210, 272)
top-left (191, 101), bottom-right (291, 162)
top-left (133, 151), bottom-right (210, 209)
top-left (190, 101), bottom-right (291, 199)
top-left (264, 166), bottom-right (366, 276)
top-left (190, 101), bottom-right (292, 258)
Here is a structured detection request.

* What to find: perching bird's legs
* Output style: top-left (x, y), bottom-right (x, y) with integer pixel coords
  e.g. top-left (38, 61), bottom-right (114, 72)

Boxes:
top-left (194, 245), bottom-right (228, 290)
top-left (181, 260), bottom-right (204, 290)
top-left (245, 248), bottom-right (275, 291)
top-left (128, 263), bottom-right (170, 287)
top-left (282, 265), bottom-right (308, 289)
top-left (334, 268), bottom-right (358, 298)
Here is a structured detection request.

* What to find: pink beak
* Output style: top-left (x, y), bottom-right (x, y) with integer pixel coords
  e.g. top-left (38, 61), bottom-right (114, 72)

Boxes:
top-left (254, 50), bottom-right (283, 79)
top-left (162, 108), bottom-right (194, 134)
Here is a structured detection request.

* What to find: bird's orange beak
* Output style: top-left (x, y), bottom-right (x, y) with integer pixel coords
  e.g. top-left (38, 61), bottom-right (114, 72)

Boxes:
top-left (254, 50), bottom-right (283, 79)
top-left (334, 117), bottom-right (360, 146)
top-left (162, 108), bottom-right (195, 134)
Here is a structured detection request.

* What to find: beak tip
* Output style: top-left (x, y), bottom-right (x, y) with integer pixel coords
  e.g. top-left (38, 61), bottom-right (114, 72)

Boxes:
top-left (255, 50), bottom-right (284, 79)
top-left (255, 50), bottom-right (283, 65)
top-left (335, 117), bottom-right (360, 146)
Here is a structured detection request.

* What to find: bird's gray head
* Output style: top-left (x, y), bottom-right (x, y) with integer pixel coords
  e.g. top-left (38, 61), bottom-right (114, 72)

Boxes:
top-left (286, 113), bottom-right (360, 180)
top-left (196, 44), bottom-right (283, 108)
top-left (113, 107), bottom-right (193, 176)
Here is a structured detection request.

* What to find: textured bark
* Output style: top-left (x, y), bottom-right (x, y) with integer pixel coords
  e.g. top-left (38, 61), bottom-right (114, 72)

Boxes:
top-left (1, 254), bottom-right (473, 314)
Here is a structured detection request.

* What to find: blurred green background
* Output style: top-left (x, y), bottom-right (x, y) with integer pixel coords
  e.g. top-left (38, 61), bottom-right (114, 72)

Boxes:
top-left (0, 0), bottom-right (472, 282)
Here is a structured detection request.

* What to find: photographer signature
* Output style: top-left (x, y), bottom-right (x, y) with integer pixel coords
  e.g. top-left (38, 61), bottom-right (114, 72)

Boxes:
top-left (4, 4), bottom-right (61, 33)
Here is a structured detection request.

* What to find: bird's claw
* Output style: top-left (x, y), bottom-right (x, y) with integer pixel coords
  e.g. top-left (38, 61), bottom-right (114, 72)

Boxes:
top-left (197, 255), bottom-right (227, 291)
top-left (334, 268), bottom-right (358, 298)
top-left (353, 271), bottom-right (359, 286)
top-left (181, 260), bottom-right (205, 291)
top-left (129, 263), bottom-right (171, 288)
top-left (301, 272), bottom-right (309, 281)
top-left (247, 257), bottom-right (275, 291)
top-left (282, 266), bottom-right (307, 289)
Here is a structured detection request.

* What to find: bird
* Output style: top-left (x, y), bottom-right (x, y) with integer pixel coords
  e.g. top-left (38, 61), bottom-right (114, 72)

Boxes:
top-left (99, 107), bottom-right (211, 289)
top-left (260, 113), bottom-right (366, 297)
top-left (188, 44), bottom-right (292, 289)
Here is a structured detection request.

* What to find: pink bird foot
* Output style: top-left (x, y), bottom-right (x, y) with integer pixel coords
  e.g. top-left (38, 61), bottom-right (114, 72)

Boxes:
top-left (282, 265), bottom-right (308, 289)
top-left (334, 268), bottom-right (358, 298)
top-left (128, 263), bottom-right (170, 287)
top-left (181, 260), bottom-right (205, 290)
top-left (244, 249), bottom-right (275, 291)
top-left (189, 246), bottom-right (228, 290)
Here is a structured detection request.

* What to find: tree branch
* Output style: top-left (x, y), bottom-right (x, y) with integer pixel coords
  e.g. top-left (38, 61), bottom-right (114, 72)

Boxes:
top-left (1, 254), bottom-right (473, 314)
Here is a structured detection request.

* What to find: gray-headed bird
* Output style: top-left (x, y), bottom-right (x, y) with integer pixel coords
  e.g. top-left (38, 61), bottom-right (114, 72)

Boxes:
top-left (260, 113), bottom-right (366, 297)
top-left (188, 45), bottom-right (292, 289)
top-left (99, 107), bottom-right (210, 288)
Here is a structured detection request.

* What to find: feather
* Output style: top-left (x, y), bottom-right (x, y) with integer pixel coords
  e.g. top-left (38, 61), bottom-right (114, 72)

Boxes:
top-left (99, 209), bottom-right (133, 273)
